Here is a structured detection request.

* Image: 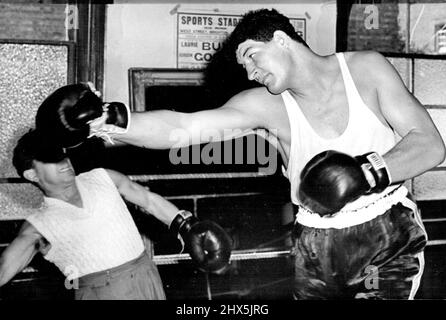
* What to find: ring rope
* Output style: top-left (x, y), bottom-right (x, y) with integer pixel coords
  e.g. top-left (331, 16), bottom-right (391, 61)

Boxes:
top-left (15, 239), bottom-right (446, 275)
top-left (205, 277), bottom-right (293, 298)
top-left (152, 248), bottom-right (291, 265)
top-left (129, 172), bottom-right (272, 182)
top-left (163, 192), bottom-right (263, 201)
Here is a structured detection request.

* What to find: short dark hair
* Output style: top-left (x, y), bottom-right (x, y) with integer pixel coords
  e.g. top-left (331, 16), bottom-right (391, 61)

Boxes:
top-left (204, 9), bottom-right (307, 105)
top-left (229, 8), bottom-right (307, 47)
top-left (12, 130), bottom-right (35, 178)
top-left (12, 129), bottom-right (67, 178)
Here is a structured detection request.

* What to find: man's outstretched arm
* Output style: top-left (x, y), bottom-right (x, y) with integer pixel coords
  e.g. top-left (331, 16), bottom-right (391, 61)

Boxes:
top-left (108, 88), bottom-right (270, 149)
top-left (35, 82), bottom-right (275, 151)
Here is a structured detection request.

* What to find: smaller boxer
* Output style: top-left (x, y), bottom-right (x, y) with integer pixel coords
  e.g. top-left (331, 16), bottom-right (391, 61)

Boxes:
top-left (0, 129), bottom-right (231, 300)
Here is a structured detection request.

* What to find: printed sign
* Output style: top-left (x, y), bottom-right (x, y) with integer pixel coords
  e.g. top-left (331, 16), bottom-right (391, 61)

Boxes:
top-left (177, 12), bottom-right (306, 69)
top-left (290, 18), bottom-right (306, 41)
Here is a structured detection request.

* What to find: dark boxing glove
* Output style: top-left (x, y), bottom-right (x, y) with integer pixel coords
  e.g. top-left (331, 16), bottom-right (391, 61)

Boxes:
top-left (170, 210), bottom-right (232, 274)
top-left (298, 150), bottom-right (392, 216)
top-left (354, 152), bottom-right (391, 193)
top-left (35, 82), bottom-right (129, 148)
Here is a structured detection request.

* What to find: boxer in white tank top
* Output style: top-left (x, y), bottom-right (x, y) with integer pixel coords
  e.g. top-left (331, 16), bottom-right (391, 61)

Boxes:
top-left (42, 9), bottom-right (445, 299)
top-left (282, 52), bottom-right (398, 208)
top-left (0, 129), bottom-right (232, 299)
top-left (280, 52), bottom-right (428, 299)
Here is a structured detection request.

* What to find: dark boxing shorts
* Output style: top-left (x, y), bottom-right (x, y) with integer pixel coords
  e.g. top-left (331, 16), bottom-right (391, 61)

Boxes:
top-left (291, 186), bottom-right (427, 299)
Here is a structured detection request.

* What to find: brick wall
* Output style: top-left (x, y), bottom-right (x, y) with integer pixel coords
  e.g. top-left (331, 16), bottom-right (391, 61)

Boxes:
top-left (347, 2), bottom-right (405, 52)
top-left (0, 1), bottom-right (66, 41)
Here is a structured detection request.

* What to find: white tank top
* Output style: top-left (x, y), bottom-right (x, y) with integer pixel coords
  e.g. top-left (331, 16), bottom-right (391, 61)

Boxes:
top-left (282, 52), bottom-right (398, 207)
top-left (26, 168), bottom-right (145, 278)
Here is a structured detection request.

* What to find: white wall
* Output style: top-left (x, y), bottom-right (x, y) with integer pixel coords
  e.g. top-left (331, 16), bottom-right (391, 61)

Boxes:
top-left (104, 1), bottom-right (337, 104)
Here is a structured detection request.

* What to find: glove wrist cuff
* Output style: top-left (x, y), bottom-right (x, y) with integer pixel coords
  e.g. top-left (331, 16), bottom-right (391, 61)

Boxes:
top-left (169, 210), bottom-right (197, 235)
top-left (359, 152), bottom-right (392, 192)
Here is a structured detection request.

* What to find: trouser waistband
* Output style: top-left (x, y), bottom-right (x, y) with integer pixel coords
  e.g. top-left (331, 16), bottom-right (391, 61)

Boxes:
top-left (78, 251), bottom-right (147, 288)
top-left (295, 185), bottom-right (409, 229)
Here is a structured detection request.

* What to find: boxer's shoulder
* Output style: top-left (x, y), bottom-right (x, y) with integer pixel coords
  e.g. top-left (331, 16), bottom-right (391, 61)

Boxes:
top-left (228, 87), bottom-right (283, 110)
top-left (342, 51), bottom-right (393, 96)
top-left (224, 87), bottom-right (285, 127)
top-left (345, 51), bottom-right (391, 76)
top-left (17, 220), bottom-right (45, 244)
top-left (345, 50), bottom-right (384, 62)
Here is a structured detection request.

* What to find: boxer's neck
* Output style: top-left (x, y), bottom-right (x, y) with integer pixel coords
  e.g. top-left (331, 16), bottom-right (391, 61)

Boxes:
top-left (288, 51), bottom-right (340, 103)
top-left (46, 182), bottom-right (83, 209)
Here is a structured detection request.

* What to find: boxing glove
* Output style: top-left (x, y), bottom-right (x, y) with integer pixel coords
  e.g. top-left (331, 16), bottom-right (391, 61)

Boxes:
top-left (170, 210), bottom-right (232, 274)
top-left (298, 150), bottom-right (391, 216)
top-left (87, 101), bottom-right (130, 144)
top-left (35, 82), bottom-right (129, 148)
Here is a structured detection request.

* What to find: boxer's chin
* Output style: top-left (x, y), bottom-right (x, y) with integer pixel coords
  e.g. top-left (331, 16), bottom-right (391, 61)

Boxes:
top-left (266, 84), bottom-right (282, 95)
top-left (264, 79), bottom-right (283, 95)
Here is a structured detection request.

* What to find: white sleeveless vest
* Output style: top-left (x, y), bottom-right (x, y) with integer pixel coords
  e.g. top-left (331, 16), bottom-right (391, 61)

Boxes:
top-left (282, 52), bottom-right (399, 208)
top-left (26, 168), bottom-right (145, 278)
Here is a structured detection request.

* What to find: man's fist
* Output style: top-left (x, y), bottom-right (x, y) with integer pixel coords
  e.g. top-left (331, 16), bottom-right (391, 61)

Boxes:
top-left (170, 211), bottom-right (232, 274)
top-left (35, 83), bottom-right (130, 148)
top-left (298, 150), bottom-right (391, 216)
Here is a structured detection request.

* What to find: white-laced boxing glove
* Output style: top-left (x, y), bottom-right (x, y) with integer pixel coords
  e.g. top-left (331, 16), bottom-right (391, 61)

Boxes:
top-left (35, 82), bottom-right (130, 148)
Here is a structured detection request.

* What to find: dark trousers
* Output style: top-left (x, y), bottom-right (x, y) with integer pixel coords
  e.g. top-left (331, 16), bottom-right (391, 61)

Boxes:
top-left (292, 196), bottom-right (427, 299)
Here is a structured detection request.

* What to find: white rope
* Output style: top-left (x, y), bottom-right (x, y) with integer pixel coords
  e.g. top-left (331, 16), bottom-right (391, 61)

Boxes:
top-left (152, 248), bottom-right (291, 265)
top-left (128, 172), bottom-right (271, 182)
top-left (15, 240), bottom-right (446, 276)
top-left (427, 239), bottom-right (446, 246)
top-left (164, 192), bottom-right (263, 201)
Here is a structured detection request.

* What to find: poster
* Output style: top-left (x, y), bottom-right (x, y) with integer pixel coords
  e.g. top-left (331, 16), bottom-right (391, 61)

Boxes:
top-left (177, 12), bottom-right (306, 69)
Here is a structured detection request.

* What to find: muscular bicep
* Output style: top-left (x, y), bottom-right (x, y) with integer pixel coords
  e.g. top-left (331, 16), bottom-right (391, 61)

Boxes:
top-left (174, 88), bottom-right (272, 147)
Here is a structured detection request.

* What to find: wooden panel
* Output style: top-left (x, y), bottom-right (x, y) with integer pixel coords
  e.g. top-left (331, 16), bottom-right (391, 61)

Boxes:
top-left (413, 169), bottom-right (446, 201)
top-left (387, 57), bottom-right (411, 90)
top-left (414, 59), bottom-right (446, 106)
top-left (414, 106), bottom-right (446, 200)
top-left (128, 68), bottom-right (204, 112)
top-left (417, 200), bottom-right (446, 220)
top-left (424, 220), bottom-right (446, 242)
top-left (417, 245), bottom-right (446, 299)
top-left (427, 108), bottom-right (446, 167)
